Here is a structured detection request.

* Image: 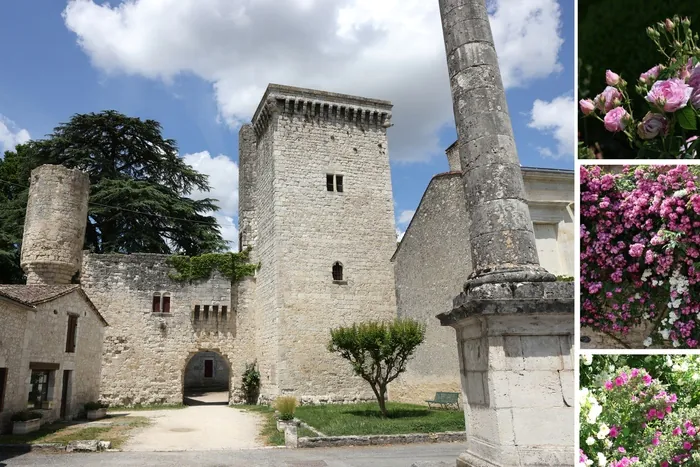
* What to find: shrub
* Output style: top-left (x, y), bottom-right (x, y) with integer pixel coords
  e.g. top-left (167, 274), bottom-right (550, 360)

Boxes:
top-left (580, 164), bottom-right (700, 348)
top-left (328, 319), bottom-right (425, 417)
top-left (84, 401), bottom-right (108, 411)
top-left (580, 355), bottom-right (700, 465)
top-left (241, 361), bottom-right (261, 405)
top-left (11, 411), bottom-right (42, 422)
top-left (275, 396), bottom-right (297, 421)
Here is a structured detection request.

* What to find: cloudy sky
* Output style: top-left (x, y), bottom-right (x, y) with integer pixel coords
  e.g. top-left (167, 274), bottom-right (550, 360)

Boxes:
top-left (0, 0), bottom-right (574, 248)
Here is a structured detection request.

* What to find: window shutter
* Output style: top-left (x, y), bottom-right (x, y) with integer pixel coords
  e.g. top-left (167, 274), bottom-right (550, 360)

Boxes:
top-left (152, 295), bottom-right (161, 313)
top-left (162, 296), bottom-right (171, 313)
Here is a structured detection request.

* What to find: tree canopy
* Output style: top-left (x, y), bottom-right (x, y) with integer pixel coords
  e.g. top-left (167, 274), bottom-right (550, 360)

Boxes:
top-left (328, 319), bottom-right (425, 417)
top-left (0, 110), bottom-right (228, 283)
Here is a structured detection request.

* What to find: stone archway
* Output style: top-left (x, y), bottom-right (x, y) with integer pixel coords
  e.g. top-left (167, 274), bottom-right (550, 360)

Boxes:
top-left (182, 350), bottom-right (231, 405)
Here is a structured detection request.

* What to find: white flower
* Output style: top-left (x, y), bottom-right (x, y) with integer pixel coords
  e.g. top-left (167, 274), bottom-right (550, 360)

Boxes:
top-left (604, 438), bottom-right (613, 448)
top-left (586, 436), bottom-right (595, 446)
top-left (587, 401), bottom-right (602, 424)
top-left (597, 423), bottom-right (610, 439)
top-left (660, 329), bottom-right (671, 340)
top-left (673, 189), bottom-right (688, 198)
top-left (644, 337), bottom-right (653, 347)
top-left (692, 373), bottom-right (700, 381)
top-left (666, 355), bottom-right (674, 367)
top-left (669, 311), bottom-right (679, 322)
top-left (642, 269), bottom-right (652, 281)
top-left (582, 354), bottom-right (593, 365)
top-left (673, 339), bottom-right (681, 348)
top-left (597, 452), bottom-right (607, 466)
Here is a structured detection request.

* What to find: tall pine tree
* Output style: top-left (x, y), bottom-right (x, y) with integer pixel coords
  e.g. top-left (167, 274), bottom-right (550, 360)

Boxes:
top-left (0, 111), bottom-right (228, 283)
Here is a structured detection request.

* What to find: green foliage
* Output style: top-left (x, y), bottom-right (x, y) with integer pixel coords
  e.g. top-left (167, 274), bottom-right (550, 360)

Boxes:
top-left (274, 396), bottom-right (297, 421)
top-left (578, 1), bottom-right (700, 158)
top-left (293, 402), bottom-right (465, 436)
top-left (10, 411), bottom-right (42, 422)
top-left (328, 319), bottom-right (425, 417)
top-left (0, 111), bottom-right (228, 283)
top-left (555, 275), bottom-right (574, 282)
top-left (241, 361), bottom-right (261, 405)
top-left (167, 248), bottom-right (258, 282)
top-left (84, 401), bottom-right (109, 411)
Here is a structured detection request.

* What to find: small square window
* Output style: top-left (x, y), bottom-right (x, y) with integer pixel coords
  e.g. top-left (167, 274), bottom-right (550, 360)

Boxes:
top-left (336, 175), bottom-right (343, 192)
top-left (327, 174), bottom-right (334, 192)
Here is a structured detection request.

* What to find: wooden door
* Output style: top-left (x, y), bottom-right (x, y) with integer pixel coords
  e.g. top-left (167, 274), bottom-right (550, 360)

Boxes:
top-left (60, 370), bottom-right (71, 418)
top-left (204, 360), bottom-right (213, 378)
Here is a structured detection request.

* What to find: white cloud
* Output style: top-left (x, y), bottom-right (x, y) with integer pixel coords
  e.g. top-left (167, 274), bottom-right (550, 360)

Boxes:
top-left (63, 0), bottom-right (566, 162)
top-left (182, 151), bottom-right (239, 250)
top-left (396, 228), bottom-right (405, 242)
top-left (0, 114), bottom-right (31, 155)
top-left (397, 209), bottom-right (415, 226)
top-left (527, 94), bottom-right (574, 159)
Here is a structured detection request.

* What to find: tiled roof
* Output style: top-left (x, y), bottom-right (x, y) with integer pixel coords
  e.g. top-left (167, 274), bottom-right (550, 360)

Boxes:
top-left (0, 284), bottom-right (108, 326)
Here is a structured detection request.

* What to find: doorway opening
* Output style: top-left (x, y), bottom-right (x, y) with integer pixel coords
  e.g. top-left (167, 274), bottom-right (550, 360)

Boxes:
top-left (183, 351), bottom-right (230, 406)
top-left (60, 370), bottom-right (72, 419)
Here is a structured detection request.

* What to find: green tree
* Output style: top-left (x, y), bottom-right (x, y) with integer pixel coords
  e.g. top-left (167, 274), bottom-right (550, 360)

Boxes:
top-left (0, 111), bottom-right (228, 283)
top-left (328, 319), bottom-right (425, 417)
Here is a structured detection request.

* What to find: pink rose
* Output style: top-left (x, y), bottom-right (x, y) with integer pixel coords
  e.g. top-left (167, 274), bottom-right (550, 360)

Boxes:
top-left (689, 65), bottom-right (700, 89)
top-left (640, 65), bottom-right (661, 84)
top-left (636, 112), bottom-right (668, 139)
top-left (606, 70), bottom-right (621, 86)
top-left (579, 99), bottom-right (595, 115)
top-left (595, 86), bottom-right (622, 113)
top-left (645, 78), bottom-right (693, 112)
top-left (604, 107), bottom-right (629, 132)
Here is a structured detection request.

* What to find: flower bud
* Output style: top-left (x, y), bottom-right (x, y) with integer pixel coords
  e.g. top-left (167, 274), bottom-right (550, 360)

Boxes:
top-left (682, 17), bottom-right (691, 28)
top-left (666, 19), bottom-right (675, 32)
top-left (579, 99), bottom-right (595, 115)
top-left (606, 70), bottom-right (621, 86)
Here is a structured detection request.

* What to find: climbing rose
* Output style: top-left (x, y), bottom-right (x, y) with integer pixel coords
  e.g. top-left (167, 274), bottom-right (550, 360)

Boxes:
top-left (604, 107), bottom-right (629, 132)
top-left (595, 86), bottom-right (623, 113)
top-left (640, 65), bottom-right (661, 84)
top-left (606, 70), bottom-right (621, 86)
top-left (645, 78), bottom-right (693, 112)
top-left (637, 112), bottom-right (668, 140)
top-left (580, 99), bottom-right (595, 115)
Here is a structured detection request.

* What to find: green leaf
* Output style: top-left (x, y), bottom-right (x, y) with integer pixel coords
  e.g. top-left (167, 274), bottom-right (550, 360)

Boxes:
top-left (677, 105), bottom-right (697, 130)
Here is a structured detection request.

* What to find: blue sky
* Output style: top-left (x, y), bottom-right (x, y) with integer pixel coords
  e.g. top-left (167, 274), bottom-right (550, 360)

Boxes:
top-left (0, 0), bottom-right (574, 247)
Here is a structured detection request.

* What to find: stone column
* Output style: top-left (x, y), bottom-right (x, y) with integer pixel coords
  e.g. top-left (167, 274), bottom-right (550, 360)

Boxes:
top-left (437, 1), bottom-right (575, 465)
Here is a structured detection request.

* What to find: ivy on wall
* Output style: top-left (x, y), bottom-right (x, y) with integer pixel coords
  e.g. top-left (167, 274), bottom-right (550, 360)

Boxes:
top-left (167, 248), bottom-right (259, 283)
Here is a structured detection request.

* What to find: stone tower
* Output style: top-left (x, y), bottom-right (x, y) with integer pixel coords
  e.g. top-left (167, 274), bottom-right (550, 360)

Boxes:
top-left (240, 84), bottom-right (398, 401)
top-left (21, 165), bottom-right (90, 285)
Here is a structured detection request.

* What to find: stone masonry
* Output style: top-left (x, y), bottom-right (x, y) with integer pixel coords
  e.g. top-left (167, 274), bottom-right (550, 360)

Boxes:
top-left (21, 165), bottom-right (89, 285)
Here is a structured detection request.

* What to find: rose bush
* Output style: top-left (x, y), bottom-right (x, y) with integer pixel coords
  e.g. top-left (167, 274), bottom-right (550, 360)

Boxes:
top-left (579, 16), bottom-right (700, 159)
top-left (580, 355), bottom-right (700, 466)
top-left (581, 164), bottom-right (700, 348)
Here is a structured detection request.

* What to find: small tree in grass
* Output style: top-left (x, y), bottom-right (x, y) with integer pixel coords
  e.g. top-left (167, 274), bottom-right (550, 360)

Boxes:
top-left (328, 319), bottom-right (425, 418)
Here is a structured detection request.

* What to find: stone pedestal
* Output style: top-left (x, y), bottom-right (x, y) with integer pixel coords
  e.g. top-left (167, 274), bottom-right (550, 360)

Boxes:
top-left (438, 281), bottom-right (574, 467)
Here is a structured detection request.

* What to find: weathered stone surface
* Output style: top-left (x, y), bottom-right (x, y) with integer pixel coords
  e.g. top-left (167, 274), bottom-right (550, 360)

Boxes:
top-left (298, 431), bottom-right (466, 448)
top-left (66, 440), bottom-right (100, 452)
top-left (21, 165), bottom-right (89, 285)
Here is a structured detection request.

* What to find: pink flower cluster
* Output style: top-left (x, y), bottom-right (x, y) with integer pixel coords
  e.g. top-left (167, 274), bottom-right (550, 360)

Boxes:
top-left (580, 165), bottom-right (700, 347)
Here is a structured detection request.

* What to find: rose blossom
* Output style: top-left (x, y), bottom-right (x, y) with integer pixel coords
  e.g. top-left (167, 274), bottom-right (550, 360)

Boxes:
top-left (606, 70), bottom-right (621, 86)
top-left (579, 99), bottom-right (595, 115)
top-left (645, 78), bottom-right (693, 112)
top-left (595, 86), bottom-right (622, 113)
top-left (604, 107), bottom-right (629, 133)
top-left (636, 112), bottom-right (668, 140)
top-left (640, 65), bottom-right (661, 84)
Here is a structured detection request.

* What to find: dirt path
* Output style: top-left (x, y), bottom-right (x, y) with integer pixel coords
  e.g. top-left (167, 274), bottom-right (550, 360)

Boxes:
top-left (118, 394), bottom-right (264, 451)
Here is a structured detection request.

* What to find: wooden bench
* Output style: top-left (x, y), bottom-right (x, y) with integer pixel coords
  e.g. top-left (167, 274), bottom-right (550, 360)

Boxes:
top-left (425, 392), bottom-right (460, 410)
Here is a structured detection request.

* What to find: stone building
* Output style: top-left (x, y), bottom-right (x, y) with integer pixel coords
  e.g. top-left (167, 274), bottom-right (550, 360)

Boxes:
top-left (79, 84), bottom-right (399, 406)
top-left (390, 142), bottom-right (574, 404)
top-left (0, 165), bottom-right (107, 433)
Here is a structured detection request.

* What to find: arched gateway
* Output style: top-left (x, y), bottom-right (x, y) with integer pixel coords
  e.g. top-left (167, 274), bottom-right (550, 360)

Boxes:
top-left (182, 350), bottom-right (231, 405)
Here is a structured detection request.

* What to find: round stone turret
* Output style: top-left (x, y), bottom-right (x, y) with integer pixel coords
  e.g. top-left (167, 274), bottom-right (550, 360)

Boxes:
top-left (21, 165), bottom-right (90, 285)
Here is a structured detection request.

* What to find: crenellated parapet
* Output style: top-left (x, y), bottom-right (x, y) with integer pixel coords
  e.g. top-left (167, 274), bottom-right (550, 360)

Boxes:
top-left (251, 84), bottom-right (393, 137)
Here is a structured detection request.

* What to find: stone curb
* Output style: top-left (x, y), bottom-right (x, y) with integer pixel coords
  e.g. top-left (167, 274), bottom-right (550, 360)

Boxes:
top-left (0, 439), bottom-right (111, 453)
top-left (297, 431), bottom-right (465, 448)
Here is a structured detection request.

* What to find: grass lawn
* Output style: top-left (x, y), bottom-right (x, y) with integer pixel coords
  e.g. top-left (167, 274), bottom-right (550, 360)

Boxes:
top-left (235, 405), bottom-right (316, 445)
top-left (0, 415), bottom-right (150, 449)
top-left (294, 402), bottom-right (465, 436)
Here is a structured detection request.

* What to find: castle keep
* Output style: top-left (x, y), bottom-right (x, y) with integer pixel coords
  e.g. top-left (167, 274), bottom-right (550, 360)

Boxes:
top-left (79, 84), bottom-right (398, 405)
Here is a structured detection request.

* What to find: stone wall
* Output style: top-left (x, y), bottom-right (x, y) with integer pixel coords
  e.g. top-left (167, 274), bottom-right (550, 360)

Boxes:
top-left (391, 166), bottom-right (574, 405)
top-left (251, 85), bottom-right (398, 402)
top-left (0, 300), bottom-right (29, 432)
top-left (0, 290), bottom-right (104, 432)
top-left (21, 165), bottom-right (89, 285)
top-left (80, 252), bottom-right (252, 406)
